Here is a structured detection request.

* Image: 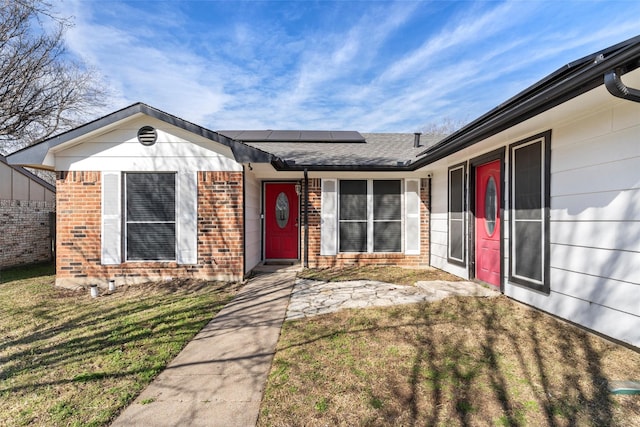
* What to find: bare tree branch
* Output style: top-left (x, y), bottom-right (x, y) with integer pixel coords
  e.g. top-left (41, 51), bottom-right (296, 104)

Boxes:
top-left (421, 116), bottom-right (469, 137)
top-left (0, 0), bottom-right (108, 155)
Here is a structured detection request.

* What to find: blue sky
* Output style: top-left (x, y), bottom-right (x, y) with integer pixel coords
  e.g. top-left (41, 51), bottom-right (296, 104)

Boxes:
top-left (59, 0), bottom-right (640, 132)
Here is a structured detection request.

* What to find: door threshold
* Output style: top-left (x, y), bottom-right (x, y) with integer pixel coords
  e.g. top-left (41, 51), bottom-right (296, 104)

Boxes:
top-left (252, 261), bottom-right (302, 274)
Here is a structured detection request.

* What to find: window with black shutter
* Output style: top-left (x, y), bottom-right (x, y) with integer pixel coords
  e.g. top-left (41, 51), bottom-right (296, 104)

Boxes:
top-left (509, 131), bottom-right (551, 293)
top-left (125, 173), bottom-right (176, 261)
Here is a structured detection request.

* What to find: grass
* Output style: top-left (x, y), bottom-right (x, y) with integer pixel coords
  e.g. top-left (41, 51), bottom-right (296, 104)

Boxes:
top-left (298, 265), bottom-right (462, 285)
top-left (0, 262), bottom-right (240, 427)
top-left (259, 267), bottom-right (640, 426)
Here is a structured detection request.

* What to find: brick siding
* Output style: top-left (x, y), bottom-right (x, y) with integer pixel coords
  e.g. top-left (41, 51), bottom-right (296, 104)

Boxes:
top-left (0, 199), bottom-right (55, 269)
top-left (55, 171), bottom-right (244, 287)
top-left (303, 178), bottom-right (430, 268)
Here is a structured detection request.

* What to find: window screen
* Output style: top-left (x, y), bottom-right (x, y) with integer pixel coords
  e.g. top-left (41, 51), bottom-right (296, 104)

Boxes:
top-left (373, 180), bottom-right (401, 252)
top-left (509, 132), bottom-right (551, 293)
top-left (448, 164), bottom-right (465, 265)
top-left (125, 173), bottom-right (176, 260)
top-left (339, 180), bottom-right (367, 252)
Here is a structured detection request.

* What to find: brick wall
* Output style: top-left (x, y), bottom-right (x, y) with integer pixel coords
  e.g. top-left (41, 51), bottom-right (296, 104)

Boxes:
top-left (55, 171), bottom-right (244, 287)
top-left (0, 199), bottom-right (55, 269)
top-left (304, 178), bottom-right (430, 268)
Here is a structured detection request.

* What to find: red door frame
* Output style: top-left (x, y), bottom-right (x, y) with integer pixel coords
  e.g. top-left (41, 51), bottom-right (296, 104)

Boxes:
top-left (263, 182), bottom-right (300, 260)
top-left (469, 148), bottom-right (505, 292)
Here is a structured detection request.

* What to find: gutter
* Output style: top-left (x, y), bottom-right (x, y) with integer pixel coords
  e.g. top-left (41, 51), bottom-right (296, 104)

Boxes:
top-left (411, 37), bottom-right (640, 169)
top-left (271, 161), bottom-right (414, 172)
top-left (605, 68), bottom-right (640, 102)
top-left (268, 39), bottom-right (640, 174)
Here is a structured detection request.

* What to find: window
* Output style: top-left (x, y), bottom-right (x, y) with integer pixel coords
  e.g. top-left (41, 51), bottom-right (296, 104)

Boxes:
top-left (373, 180), bottom-right (402, 252)
top-left (509, 131), bottom-right (551, 293)
top-left (125, 173), bottom-right (176, 261)
top-left (338, 180), bottom-right (402, 252)
top-left (448, 163), bottom-right (466, 265)
top-left (339, 180), bottom-right (367, 252)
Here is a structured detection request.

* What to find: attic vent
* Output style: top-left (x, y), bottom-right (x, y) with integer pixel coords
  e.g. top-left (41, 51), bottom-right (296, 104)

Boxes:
top-left (137, 126), bottom-right (157, 146)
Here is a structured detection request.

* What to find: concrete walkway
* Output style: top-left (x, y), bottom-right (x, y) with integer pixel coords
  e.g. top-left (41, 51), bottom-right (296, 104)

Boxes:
top-left (111, 269), bottom-right (496, 427)
top-left (111, 270), bottom-right (297, 427)
top-left (286, 278), bottom-right (497, 320)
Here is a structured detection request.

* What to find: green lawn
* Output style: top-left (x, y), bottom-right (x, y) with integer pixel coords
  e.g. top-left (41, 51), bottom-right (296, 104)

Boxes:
top-left (0, 263), bottom-right (240, 427)
top-left (260, 269), bottom-right (640, 427)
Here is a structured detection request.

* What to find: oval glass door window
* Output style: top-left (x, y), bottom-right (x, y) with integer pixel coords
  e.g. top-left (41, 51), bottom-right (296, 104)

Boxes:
top-left (485, 176), bottom-right (497, 235)
top-left (275, 192), bottom-right (289, 228)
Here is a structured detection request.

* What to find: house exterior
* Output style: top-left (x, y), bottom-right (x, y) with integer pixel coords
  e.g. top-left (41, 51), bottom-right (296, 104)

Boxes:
top-left (7, 36), bottom-right (640, 348)
top-left (0, 155), bottom-right (56, 269)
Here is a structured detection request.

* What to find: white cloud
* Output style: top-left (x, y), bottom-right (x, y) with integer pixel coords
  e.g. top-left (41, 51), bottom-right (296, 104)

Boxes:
top-left (57, 0), bottom-right (640, 133)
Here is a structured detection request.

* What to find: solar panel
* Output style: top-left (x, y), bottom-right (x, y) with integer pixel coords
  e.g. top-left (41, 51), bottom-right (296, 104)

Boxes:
top-left (217, 130), bottom-right (365, 143)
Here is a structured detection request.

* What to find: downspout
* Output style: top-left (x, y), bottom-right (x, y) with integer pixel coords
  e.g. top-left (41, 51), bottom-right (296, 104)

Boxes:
top-left (303, 168), bottom-right (309, 268)
top-left (242, 164), bottom-right (247, 277)
top-left (604, 69), bottom-right (640, 102)
top-left (427, 175), bottom-right (432, 266)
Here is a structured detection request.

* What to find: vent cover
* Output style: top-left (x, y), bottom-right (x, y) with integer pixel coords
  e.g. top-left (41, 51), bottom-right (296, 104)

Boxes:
top-left (137, 126), bottom-right (157, 146)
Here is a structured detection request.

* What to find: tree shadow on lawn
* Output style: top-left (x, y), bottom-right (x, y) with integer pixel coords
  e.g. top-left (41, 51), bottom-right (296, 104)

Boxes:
top-left (266, 296), bottom-right (638, 426)
top-left (0, 276), bottom-right (239, 426)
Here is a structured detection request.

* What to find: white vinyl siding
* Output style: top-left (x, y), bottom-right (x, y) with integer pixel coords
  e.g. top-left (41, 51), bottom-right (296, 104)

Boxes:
top-left (507, 101), bottom-right (640, 347)
top-left (56, 117), bottom-right (242, 172)
top-left (423, 73), bottom-right (640, 347)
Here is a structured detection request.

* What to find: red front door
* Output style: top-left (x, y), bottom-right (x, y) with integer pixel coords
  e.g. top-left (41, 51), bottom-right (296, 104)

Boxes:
top-left (265, 183), bottom-right (299, 259)
top-left (475, 160), bottom-right (501, 287)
